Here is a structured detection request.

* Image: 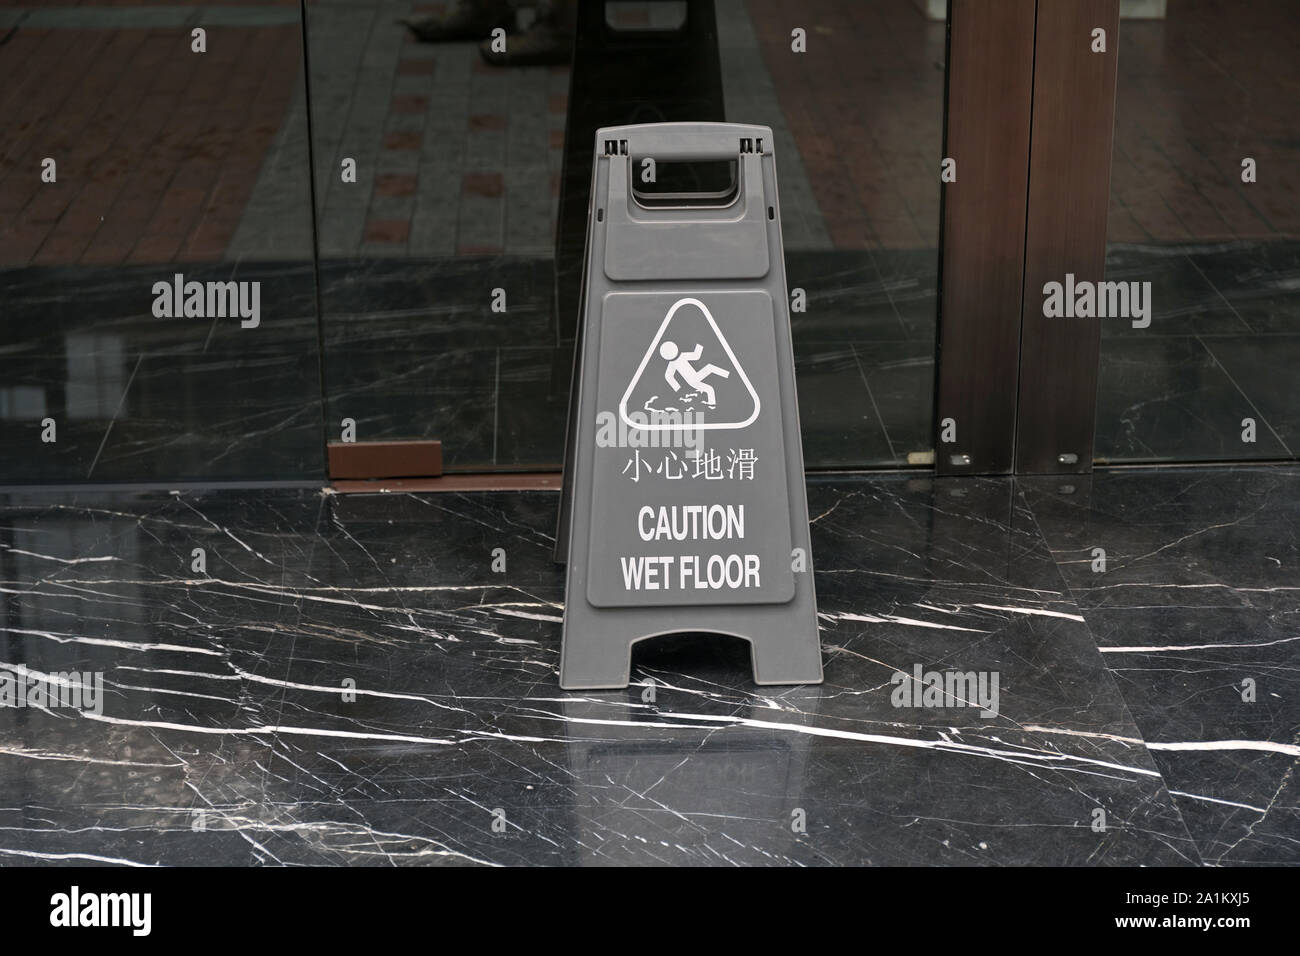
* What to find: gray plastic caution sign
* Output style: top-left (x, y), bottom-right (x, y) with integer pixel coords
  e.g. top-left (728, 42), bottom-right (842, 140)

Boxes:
top-left (556, 122), bottom-right (821, 690)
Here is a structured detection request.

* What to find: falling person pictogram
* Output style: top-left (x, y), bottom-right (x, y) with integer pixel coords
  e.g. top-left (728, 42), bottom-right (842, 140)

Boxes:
top-left (619, 297), bottom-right (761, 431)
top-left (659, 340), bottom-right (731, 407)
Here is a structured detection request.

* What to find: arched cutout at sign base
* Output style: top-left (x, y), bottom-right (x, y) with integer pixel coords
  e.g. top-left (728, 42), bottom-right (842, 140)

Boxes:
top-left (560, 621), bottom-right (824, 691)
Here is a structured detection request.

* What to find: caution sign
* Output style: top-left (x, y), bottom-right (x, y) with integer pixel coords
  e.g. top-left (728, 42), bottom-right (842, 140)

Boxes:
top-left (620, 297), bottom-right (760, 430)
top-left (589, 290), bottom-right (792, 608)
top-left (556, 122), bottom-right (821, 690)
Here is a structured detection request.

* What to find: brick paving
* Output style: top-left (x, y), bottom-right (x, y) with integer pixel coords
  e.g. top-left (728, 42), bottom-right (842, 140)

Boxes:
top-left (0, 9), bottom-right (305, 267)
top-left (290, 3), bottom-right (570, 260)
top-left (715, 0), bottom-right (830, 250)
top-left (0, 0), bottom-right (824, 264)
top-left (1108, 0), bottom-right (1300, 243)
top-left (1, 0), bottom-right (1294, 263)
top-left (747, 0), bottom-right (1299, 250)
top-left (746, 0), bottom-right (945, 251)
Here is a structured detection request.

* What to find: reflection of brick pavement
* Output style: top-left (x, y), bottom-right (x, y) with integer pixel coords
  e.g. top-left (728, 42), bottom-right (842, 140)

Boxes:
top-left (715, 0), bottom-right (829, 250)
top-left (746, 0), bottom-right (945, 251)
top-left (0, 1), bottom-right (576, 265)
top-left (253, 0), bottom-right (831, 258)
top-left (1, 0), bottom-right (839, 264)
top-left (747, 0), bottom-right (1300, 249)
top-left (288, 2), bottom-right (571, 259)
top-left (0, 5), bottom-right (306, 267)
top-left (1108, 0), bottom-right (1300, 242)
top-left (6, 0), bottom-right (1296, 268)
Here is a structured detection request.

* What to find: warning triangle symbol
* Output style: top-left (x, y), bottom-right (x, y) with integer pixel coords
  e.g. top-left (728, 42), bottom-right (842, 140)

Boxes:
top-left (619, 297), bottom-right (761, 432)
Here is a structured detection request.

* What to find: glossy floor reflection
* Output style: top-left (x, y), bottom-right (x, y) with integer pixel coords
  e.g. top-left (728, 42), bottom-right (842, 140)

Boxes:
top-left (3, 467), bottom-right (1294, 865)
top-left (1096, 241), bottom-right (1300, 463)
top-left (1022, 468), bottom-right (1300, 865)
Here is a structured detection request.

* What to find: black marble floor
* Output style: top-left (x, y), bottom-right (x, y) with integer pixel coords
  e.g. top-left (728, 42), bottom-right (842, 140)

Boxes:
top-left (1, 466), bottom-right (1294, 866)
top-left (1021, 469), bottom-right (1300, 865)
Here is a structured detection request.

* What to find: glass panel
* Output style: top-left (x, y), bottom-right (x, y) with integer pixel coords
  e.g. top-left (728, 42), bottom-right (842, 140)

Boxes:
top-left (0, 0), bottom-right (322, 483)
top-left (306, 0), bottom-right (945, 472)
top-left (305, 0), bottom-right (571, 472)
top-left (1098, 0), bottom-right (1299, 463)
top-left (718, 0), bottom-right (944, 468)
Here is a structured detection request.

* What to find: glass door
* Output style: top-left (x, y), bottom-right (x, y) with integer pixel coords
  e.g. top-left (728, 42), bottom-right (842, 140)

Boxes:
top-left (1095, 0), bottom-right (1299, 464)
top-left (302, 0), bottom-right (949, 475)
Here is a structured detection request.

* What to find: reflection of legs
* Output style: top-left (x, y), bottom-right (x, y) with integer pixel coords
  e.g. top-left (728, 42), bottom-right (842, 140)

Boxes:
top-left (401, 0), bottom-right (515, 42)
top-left (542, 0), bottom-right (576, 31)
top-left (480, 0), bottom-right (575, 66)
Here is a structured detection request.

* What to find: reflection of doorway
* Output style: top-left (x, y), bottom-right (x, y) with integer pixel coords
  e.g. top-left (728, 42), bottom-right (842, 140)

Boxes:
top-left (308, 0), bottom-right (951, 479)
top-left (304, 0), bottom-right (576, 478)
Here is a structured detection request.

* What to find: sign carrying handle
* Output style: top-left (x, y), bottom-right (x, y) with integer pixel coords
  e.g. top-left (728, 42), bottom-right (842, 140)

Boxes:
top-left (598, 122), bottom-right (771, 163)
top-left (601, 123), bottom-right (773, 283)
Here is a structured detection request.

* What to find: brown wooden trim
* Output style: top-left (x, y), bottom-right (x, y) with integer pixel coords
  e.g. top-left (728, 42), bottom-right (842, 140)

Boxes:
top-left (326, 440), bottom-right (443, 480)
top-left (330, 472), bottom-right (561, 494)
top-left (1014, 0), bottom-right (1120, 474)
top-left (934, 0), bottom-right (1037, 476)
